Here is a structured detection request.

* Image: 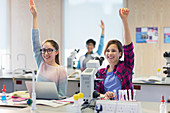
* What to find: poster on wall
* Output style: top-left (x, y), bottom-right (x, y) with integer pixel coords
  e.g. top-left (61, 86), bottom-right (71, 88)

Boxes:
top-left (164, 27), bottom-right (170, 43)
top-left (136, 27), bottom-right (158, 43)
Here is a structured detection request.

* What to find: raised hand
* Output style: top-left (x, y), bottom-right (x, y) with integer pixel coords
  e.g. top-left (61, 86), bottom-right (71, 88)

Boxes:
top-left (100, 20), bottom-right (105, 30)
top-left (29, 0), bottom-right (37, 17)
top-left (119, 8), bottom-right (130, 21)
top-left (119, 8), bottom-right (131, 45)
top-left (100, 20), bottom-right (105, 35)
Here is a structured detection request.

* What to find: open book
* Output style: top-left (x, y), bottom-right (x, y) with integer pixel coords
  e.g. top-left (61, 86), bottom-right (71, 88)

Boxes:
top-left (146, 76), bottom-right (162, 82)
top-left (133, 76), bottom-right (162, 83)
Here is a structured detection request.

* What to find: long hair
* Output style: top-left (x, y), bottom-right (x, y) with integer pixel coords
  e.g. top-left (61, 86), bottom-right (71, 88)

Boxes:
top-left (42, 40), bottom-right (60, 64)
top-left (104, 40), bottom-right (123, 59)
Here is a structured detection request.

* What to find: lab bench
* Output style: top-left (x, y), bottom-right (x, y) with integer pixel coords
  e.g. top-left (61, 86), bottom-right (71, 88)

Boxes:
top-left (0, 76), bottom-right (79, 96)
top-left (67, 78), bottom-right (170, 102)
top-left (0, 101), bottom-right (170, 113)
top-left (1, 75), bottom-right (170, 102)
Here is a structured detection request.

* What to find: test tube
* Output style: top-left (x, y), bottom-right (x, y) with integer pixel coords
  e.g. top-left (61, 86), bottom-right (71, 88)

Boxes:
top-left (78, 93), bottom-right (84, 105)
top-left (113, 90), bottom-right (117, 100)
top-left (133, 89), bottom-right (136, 101)
top-left (125, 90), bottom-right (128, 101)
top-left (118, 90), bottom-right (122, 101)
top-left (73, 94), bottom-right (79, 106)
top-left (32, 70), bottom-right (36, 110)
top-left (121, 90), bottom-right (125, 101)
top-left (128, 89), bottom-right (132, 101)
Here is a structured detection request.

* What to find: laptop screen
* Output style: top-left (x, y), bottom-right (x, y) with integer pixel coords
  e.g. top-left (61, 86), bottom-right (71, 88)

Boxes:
top-left (25, 81), bottom-right (59, 100)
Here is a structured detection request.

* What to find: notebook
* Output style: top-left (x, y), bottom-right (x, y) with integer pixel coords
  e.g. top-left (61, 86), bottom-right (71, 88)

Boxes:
top-left (25, 81), bottom-right (59, 100)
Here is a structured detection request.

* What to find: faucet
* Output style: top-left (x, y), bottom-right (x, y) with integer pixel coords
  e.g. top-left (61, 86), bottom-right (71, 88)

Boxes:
top-left (14, 54), bottom-right (33, 76)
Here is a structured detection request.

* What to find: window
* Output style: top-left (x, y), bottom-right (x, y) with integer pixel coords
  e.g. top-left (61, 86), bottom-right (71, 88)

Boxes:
top-left (0, 0), bottom-right (10, 72)
top-left (63, 0), bottom-right (123, 68)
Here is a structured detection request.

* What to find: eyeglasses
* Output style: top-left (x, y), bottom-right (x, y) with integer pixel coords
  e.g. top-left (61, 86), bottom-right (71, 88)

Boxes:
top-left (40, 48), bottom-right (56, 54)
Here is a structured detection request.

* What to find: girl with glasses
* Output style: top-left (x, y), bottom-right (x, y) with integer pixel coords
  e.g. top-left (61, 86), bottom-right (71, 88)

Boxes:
top-left (29, 0), bottom-right (67, 98)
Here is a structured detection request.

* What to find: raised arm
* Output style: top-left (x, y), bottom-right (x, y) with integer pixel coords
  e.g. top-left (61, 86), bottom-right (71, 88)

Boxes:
top-left (29, 0), bottom-right (43, 68)
top-left (119, 8), bottom-right (131, 45)
top-left (120, 8), bottom-right (134, 70)
top-left (96, 20), bottom-right (105, 56)
top-left (29, 0), bottom-right (38, 29)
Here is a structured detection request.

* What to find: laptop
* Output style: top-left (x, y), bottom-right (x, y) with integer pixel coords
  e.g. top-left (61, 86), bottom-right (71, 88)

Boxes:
top-left (25, 81), bottom-right (59, 100)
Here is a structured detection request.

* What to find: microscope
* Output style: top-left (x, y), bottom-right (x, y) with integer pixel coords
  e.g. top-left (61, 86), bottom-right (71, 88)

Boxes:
top-left (80, 60), bottom-right (100, 102)
top-left (67, 49), bottom-right (80, 75)
top-left (80, 57), bottom-right (104, 102)
top-left (163, 51), bottom-right (170, 83)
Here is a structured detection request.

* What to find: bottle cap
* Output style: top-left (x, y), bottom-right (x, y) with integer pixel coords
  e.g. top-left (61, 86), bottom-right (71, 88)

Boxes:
top-left (73, 94), bottom-right (79, 101)
top-left (161, 96), bottom-right (165, 102)
top-left (27, 99), bottom-right (33, 106)
top-left (157, 68), bottom-right (161, 72)
top-left (78, 93), bottom-right (83, 99)
top-left (2, 85), bottom-right (6, 92)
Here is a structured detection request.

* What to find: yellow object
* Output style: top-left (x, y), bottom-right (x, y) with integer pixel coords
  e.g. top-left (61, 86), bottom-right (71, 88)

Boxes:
top-left (12, 91), bottom-right (30, 98)
top-left (78, 93), bottom-right (84, 99)
top-left (157, 68), bottom-right (161, 72)
top-left (73, 94), bottom-right (79, 100)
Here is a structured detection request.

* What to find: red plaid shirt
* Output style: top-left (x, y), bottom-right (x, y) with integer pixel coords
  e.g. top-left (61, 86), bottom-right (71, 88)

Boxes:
top-left (95, 42), bottom-right (134, 94)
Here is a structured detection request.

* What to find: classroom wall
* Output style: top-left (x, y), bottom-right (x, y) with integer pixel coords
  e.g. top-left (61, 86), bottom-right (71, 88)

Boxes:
top-left (9, 0), bottom-right (63, 70)
top-left (126, 0), bottom-right (170, 77)
top-left (8, 0), bottom-right (170, 77)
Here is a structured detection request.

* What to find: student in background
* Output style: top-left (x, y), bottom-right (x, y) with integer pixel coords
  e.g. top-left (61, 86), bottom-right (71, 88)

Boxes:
top-left (77, 21), bottom-right (105, 72)
top-left (95, 8), bottom-right (134, 99)
top-left (29, 0), bottom-right (67, 97)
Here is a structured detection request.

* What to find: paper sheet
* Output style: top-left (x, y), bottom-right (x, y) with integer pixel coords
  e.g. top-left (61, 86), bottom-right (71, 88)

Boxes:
top-left (36, 100), bottom-right (70, 108)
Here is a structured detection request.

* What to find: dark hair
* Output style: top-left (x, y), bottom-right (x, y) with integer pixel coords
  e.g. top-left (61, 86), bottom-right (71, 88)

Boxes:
top-left (42, 40), bottom-right (60, 64)
top-left (86, 39), bottom-right (96, 47)
top-left (104, 40), bottom-right (123, 59)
